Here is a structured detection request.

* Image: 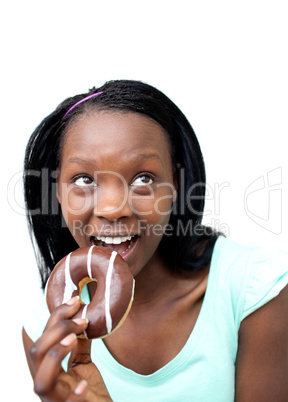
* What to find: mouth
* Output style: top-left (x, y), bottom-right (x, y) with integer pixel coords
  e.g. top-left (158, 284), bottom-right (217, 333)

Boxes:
top-left (90, 234), bottom-right (139, 261)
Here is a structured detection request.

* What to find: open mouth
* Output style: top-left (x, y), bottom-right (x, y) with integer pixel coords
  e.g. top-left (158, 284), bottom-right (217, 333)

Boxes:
top-left (91, 234), bottom-right (139, 260)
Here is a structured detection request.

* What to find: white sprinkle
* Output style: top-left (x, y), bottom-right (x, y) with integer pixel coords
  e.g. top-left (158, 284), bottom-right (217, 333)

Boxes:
top-left (82, 304), bottom-right (89, 339)
top-left (62, 253), bottom-right (77, 304)
top-left (105, 251), bottom-right (117, 333)
top-left (82, 304), bottom-right (88, 319)
top-left (87, 245), bottom-right (95, 279)
top-left (44, 273), bottom-right (51, 302)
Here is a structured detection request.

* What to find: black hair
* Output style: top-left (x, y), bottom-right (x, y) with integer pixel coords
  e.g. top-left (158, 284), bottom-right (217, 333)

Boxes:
top-left (24, 79), bottom-right (220, 288)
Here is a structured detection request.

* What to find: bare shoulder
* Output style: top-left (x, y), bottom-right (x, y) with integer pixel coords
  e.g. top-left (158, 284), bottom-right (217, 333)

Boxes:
top-left (235, 284), bottom-right (288, 401)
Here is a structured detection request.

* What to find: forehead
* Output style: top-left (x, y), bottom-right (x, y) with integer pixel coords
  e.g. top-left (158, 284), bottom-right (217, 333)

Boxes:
top-left (62, 111), bottom-right (171, 162)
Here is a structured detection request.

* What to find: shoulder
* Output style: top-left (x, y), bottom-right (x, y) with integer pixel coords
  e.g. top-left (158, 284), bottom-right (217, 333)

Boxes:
top-left (211, 235), bottom-right (288, 325)
top-left (235, 281), bottom-right (288, 400)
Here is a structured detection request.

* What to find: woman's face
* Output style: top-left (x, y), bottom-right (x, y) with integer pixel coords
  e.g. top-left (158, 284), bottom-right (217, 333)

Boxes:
top-left (57, 111), bottom-right (177, 277)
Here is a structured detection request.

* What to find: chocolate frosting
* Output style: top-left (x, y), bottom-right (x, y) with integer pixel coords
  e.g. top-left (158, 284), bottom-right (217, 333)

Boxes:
top-left (46, 246), bottom-right (134, 339)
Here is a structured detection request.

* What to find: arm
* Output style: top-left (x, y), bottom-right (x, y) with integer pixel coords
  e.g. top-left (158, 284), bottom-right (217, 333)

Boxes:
top-left (22, 296), bottom-right (112, 401)
top-left (235, 284), bottom-right (288, 401)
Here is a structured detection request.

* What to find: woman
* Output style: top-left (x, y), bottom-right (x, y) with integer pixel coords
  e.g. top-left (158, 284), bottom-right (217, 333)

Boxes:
top-left (23, 80), bottom-right (288, 401)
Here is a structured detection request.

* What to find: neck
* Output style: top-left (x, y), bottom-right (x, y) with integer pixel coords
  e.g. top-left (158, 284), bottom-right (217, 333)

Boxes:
top-left (131, 250), bottom-right (210, 311)
top-left (131, 251), bottom-right (177, 307)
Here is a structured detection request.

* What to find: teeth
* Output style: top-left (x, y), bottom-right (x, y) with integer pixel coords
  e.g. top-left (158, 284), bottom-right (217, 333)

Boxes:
top-left (95, 235), bottom-right (132, 245)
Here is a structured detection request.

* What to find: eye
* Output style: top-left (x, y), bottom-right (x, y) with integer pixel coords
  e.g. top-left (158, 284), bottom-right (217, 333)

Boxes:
top-left (73, 175), bottom-right (96, 187)
top-left (131, 174), bottom-right (154, 187)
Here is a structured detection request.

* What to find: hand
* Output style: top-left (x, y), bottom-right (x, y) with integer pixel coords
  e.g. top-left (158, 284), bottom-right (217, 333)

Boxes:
top-left (26, 296), bottom-right (112, 401)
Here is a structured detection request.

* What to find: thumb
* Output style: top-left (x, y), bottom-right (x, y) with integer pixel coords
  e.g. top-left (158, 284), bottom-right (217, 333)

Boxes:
top-left (67, 338), bottom-right (112, 400)
top-left (66, 380), bottom-right (88, 402)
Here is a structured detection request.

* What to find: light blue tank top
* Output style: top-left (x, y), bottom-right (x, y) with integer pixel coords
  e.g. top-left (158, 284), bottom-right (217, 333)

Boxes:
top-left (24, 236), bottom-right (288, 401)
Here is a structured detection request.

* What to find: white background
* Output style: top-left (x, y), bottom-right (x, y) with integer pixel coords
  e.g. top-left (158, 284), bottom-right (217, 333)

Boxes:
top-left (2, 1), bottom-right (287, 399)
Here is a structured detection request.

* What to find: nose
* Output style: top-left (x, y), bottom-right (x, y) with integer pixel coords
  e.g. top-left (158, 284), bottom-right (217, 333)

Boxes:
top-left (93, 185), bottom-right (133, 221)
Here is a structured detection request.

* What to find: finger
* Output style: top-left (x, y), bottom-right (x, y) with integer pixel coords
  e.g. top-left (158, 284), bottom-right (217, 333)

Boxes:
top-left (66, 380), bottom-right (88, 402)
top-left (68, 337), bottom-right (92, 369)
top-left (29, 317), bottom-right (89, 370)
top-left (45, 296), bottom-right (82, 330)
top-left (68, 340), bottom-right (111, 399)
top-left (33, 333), bottom-right (78, 397)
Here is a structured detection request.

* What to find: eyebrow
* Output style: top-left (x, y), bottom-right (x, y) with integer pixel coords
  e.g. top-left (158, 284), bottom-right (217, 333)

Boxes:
top-left (128, 153), bottom-right (163, 166)
top-left (67, 152), bottom-right (164, 167)
top-left (66, 156), bottom-right (96, 167)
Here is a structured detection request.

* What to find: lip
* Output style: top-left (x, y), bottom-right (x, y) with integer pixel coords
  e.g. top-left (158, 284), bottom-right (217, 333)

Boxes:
top-left (119, 234), bottom-right (140, 262)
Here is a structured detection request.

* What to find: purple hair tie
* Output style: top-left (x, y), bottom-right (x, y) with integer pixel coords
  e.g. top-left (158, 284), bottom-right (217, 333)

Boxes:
top-left (64, 91), bottom-right (103, 117)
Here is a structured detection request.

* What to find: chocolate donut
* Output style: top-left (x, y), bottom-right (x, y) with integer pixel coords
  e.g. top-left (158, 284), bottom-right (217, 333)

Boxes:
top-left (45, 246), bottom-right (135, 339)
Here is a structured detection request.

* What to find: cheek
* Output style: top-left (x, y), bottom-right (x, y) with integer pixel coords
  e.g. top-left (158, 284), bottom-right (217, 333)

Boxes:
top-left (130, 186), bottom-right (174, 220)
top-left (59, 187), bottom-right (94, 224)
top-left (153, 193), bottom-right (174, 216)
